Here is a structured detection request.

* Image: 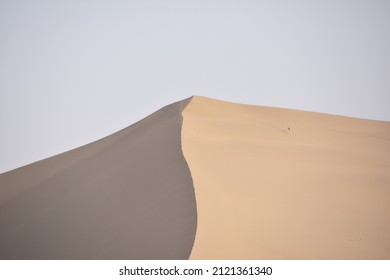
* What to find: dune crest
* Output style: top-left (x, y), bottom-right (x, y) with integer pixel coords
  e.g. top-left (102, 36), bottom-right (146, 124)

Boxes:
top-left (182, 96), bottom-right (390, 259)
top-left (1, 95), bottom-right (389, 260)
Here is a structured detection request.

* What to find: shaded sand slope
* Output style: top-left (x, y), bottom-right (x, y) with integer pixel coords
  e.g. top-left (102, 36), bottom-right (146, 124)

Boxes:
top-left (0, 98), bottom-right (196, 259)
top-left (182, 96), bottom-right (390, 259)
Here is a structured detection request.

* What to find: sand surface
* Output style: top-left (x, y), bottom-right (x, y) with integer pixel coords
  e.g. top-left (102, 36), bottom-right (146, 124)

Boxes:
top-left (0, 98), bottom-right (196, 259)
top-left (182, 96), bottom-right (390, 259)
top-left (1, 95), bottom-right (389, 260)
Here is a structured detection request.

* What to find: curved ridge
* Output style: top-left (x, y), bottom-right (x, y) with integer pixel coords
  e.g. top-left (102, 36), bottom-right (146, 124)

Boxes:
top-left (0, 97), bottom-right (197, 260)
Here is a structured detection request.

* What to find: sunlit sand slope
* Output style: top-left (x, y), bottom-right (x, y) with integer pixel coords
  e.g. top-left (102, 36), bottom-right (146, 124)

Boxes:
top-left (182, 96), bottom-right (390, 259)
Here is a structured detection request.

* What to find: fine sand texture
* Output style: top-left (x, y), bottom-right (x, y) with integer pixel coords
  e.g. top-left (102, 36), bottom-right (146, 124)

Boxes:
top-left (182, 96), bottom-right (390, 259)
top-left (0, 98), bottom-right (196, 259)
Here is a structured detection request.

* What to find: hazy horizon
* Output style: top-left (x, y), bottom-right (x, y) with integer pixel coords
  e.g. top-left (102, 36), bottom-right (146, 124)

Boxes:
top-left (1, 0), bottom-right (389, 173)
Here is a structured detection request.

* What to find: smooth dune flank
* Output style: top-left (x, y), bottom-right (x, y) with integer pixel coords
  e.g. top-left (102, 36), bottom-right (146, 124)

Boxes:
top-left (182, 96), bottom-right (390, 259)
top-left (0, 98), bottom-right (196, 259)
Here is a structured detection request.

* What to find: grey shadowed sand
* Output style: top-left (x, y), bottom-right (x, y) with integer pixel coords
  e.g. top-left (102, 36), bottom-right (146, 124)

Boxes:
top-left (0, 98), bottom-right (196, 260)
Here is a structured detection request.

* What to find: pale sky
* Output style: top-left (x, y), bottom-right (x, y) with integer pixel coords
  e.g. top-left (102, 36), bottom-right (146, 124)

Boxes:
top-left (1, 0), bottom-right (389, 173)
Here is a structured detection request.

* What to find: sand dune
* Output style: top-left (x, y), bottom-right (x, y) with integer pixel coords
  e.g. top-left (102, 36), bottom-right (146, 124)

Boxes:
top-left (182, 96), bottom-right (390, 259)
top-left (1, 95), bottom-right (389, 259)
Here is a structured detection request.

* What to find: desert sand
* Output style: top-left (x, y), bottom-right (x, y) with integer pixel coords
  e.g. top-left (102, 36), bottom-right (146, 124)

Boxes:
top-left (0, 98), bottom-right (196, 259)
top-left (182, 96), bottom-right (390, 259)
top-left (1, 95), bottom-right (389, 260)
